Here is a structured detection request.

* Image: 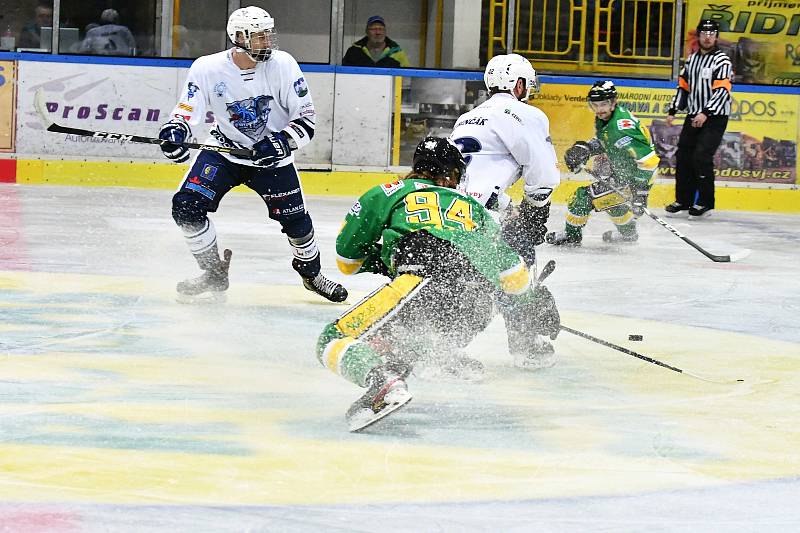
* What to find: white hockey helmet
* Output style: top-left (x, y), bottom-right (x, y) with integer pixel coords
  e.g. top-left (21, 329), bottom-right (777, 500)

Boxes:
top-left (226, 6), bottom-right (277, 62)
top-left (484, 54), bottom-right (539, 100)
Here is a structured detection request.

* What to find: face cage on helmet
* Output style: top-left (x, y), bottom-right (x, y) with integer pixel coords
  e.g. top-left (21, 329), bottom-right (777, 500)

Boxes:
top-left (233, 29), bottom-right (278, 62)
top-left (588, 99), bottom-right (615, 114)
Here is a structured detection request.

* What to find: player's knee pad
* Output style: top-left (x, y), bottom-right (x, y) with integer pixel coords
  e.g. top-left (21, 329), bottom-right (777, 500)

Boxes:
top-left (172, 192), bottom-right (209, 228)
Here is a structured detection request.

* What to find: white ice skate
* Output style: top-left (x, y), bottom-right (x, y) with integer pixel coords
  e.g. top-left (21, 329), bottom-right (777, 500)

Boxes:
top-left (513, 335), bottom-right (557, 370)
top-left (602, 230), bottom-right (639, 244)
top-left (347, 368), bottom-right (412, 432)
top-left (176, 249), bottom-right (232, 304)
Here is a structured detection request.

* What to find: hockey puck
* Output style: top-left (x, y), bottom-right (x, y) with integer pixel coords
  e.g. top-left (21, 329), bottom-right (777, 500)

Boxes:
top-left (628, 334), bottom-right (644, 341)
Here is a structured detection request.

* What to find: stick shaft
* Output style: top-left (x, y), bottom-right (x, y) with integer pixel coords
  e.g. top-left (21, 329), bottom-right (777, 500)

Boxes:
top-left (46, 123), bottom-right (255, 158)
top-left (642, 208), bottom-right (732, 262)
top-left (560, 325), bottom-right (685, 374)
top-left (35, 89), bottom-right (254, 159)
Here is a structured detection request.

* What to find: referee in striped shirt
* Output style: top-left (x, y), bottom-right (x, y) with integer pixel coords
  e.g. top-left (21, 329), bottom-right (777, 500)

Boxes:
top-left (665, 19), bottom-right (733, 218)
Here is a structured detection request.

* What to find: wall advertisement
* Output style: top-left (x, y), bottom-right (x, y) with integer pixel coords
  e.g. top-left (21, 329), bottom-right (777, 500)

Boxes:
top-left (16, 62), bottom-right (181, 160)
top-left (0, 60), bottom-right (16, 152)
top-left (531, 83), bottom-right (799, 185)
top-left (15, 62), bottom-right (333, 165)
top-left (687, 1), bottom-right (800, 85)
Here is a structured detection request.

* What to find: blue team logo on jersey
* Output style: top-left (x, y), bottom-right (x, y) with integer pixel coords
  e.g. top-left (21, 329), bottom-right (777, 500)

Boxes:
top-left (293, 77), bottom-right (308, 97)
top-left (187, 82), bottom-right (199, 99)
top-left (214, 81), bottom-right (226, 97)
top-left (226, 95), bottom-right (273, 141)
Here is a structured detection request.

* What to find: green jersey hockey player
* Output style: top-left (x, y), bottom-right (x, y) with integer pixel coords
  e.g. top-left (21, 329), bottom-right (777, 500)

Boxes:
top-left (547, 80), bottom-right (660, 245)
top-left (316, 137), bottom-right (561, 432)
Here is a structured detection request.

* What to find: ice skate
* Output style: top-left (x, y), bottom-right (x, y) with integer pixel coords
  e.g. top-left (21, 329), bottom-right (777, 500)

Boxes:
top-left (176, 249), bottom-right (232, 304)
top-left (602, 230), bottom-right (639, 244)
top-left (545, 231), bottom-right (581, 246)
top-left (513, 335), bottom-right (557, 370)
top-left (688, 205), bottom-right (713, 219)
top-left (302, 272), bottom-right (348, 302)
top-left (664, 202), bottom-right (689, 217)
top-left (346, 366), bottom-right (412, 432)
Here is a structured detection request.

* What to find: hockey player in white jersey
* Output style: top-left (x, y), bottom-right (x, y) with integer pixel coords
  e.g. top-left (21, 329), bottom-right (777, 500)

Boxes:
top-left (158, 6), bottom-right (347, 303)
top-left (450, 53), bottom-right (561, 369)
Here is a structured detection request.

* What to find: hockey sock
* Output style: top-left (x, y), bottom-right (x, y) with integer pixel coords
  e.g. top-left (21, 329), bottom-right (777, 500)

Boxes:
top-left (181, 218), bottom-right (221, 270)
top-left (317, 324), bottom-right (383, 386)
top-left (288, 230), bottom-right (320, 278)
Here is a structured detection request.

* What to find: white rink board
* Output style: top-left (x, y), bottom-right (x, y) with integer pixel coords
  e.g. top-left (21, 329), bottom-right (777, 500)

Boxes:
top-left (15, 61), bottom-right (356, 166)
top-left (17, 62), bottom-right (181, 160)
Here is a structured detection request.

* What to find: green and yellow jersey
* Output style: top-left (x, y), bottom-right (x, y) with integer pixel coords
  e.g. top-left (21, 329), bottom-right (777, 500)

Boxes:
top-left (595, 104), bottom-right (660, 190)
top-left (336, 177), bottom-right (530, 296)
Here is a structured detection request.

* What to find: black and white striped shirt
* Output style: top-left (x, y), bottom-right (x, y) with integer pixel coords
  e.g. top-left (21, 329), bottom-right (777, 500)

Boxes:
top-left (669, 48), bottom-right (733, 116)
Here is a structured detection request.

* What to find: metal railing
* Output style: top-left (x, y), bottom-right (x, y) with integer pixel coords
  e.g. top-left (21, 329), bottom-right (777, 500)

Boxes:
top-left (490, 0), bottom-right (677, 78)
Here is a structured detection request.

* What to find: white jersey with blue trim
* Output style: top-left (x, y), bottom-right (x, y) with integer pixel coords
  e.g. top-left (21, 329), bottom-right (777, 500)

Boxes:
top-left (450, 93), bottom-right (560, 208)
top-left (170, 48), bottom-right (316, 167)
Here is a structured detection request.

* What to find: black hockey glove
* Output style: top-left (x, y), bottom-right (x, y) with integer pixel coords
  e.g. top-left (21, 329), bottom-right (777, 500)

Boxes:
top-left (501, 198), bottom-right (550, 265)
top-left (252, 131), bottom-right (292, 167)
top-left (532, 284), bottom-right (560, 340)
top-left (631, 189), bottom-right (649, 218)
top-left (158, 119), bottom-right (191, 163)
top-left (564, 142), bottom-right (590, 173)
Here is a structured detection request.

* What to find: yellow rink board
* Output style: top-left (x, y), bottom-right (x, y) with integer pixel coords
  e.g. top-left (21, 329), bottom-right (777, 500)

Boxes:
top-left (2, 269), bottom-right (800, 506)
top-left (13, 158), bottom-right (800, 213)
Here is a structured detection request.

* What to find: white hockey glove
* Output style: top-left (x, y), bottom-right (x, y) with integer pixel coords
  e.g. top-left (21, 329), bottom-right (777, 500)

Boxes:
top-left (158, 119), bottom-right (191, 163)
top-left (252, 131), bottom-right (293, 167)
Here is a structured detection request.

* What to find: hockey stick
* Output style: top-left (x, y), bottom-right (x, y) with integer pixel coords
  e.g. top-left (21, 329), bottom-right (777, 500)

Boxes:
top-left (642, 207), bottom-right (751, 263)
top-left (33, 89), bottom-right (255, 159)
top-left (582, 168), bottom-right (750, 263)
top-left (537, 259), bottom-right (556, 283)
top-left (560, 324), bottom-right (743, 384)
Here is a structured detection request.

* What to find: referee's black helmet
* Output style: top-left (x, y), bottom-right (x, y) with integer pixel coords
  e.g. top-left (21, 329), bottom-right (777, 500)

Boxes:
top-left (697, 19), bottom-right (720, 33)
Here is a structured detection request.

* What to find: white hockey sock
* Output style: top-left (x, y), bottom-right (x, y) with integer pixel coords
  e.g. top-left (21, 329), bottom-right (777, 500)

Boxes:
top-left (288, 230), bottom-right (320, 262)
top-left (182, 218), bottom-right (217, 255)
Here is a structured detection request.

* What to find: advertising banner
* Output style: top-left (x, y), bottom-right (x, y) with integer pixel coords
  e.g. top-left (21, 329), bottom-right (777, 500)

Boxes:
top-left (687, 1), bottom-right (800, 85)
top-left (15, 61), bottom-right (333, 165)
top-left (0, 61), bottom-right (15, 152)
top-left (532, 83), bottom-right (799, 185)
top-left (16, 62), bottom-right (181, 160)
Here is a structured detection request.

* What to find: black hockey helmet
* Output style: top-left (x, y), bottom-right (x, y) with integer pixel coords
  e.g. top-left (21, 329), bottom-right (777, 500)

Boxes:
top-left (587, 80), bottom-right (617, 102)
top-left (697, 19), bottom-right (720, 33)
top-left (412, 137), bottom-right (466, 180)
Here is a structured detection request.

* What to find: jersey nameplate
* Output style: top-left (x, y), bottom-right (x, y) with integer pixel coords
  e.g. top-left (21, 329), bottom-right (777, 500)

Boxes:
top-left (454, 117), bottom-right (487, 127)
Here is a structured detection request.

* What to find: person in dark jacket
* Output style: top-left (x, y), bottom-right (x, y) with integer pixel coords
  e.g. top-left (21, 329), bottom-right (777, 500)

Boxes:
top-left (342, 15), bottom-right (410, 68)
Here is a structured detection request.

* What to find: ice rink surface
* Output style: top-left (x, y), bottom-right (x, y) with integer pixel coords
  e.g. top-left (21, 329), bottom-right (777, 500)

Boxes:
top-left (1, 183), bottom-right (799, 532)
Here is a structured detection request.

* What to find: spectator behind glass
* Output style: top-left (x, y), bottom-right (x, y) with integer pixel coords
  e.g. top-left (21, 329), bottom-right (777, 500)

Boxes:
top-left (342, 15), bottom-right (410, 68)
top-left (18, 3), bottom-right (53, 49)
top-left (78, 8), bottom-right (136, 56)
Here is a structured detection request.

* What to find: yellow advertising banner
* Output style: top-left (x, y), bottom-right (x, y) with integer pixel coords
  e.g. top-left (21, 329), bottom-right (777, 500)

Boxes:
top-left (0, 60), bottom-right (15, 152)
top-left (687, 1), bottom-right (800, 85)
top-left (531, 83), bottom-right (799, 184)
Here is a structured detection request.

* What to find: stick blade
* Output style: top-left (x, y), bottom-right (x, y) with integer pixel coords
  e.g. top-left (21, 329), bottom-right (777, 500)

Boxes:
top-left (727, 248), bottom-right (752, 263)
top-left (33, 89), bottom-right (54, 129)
